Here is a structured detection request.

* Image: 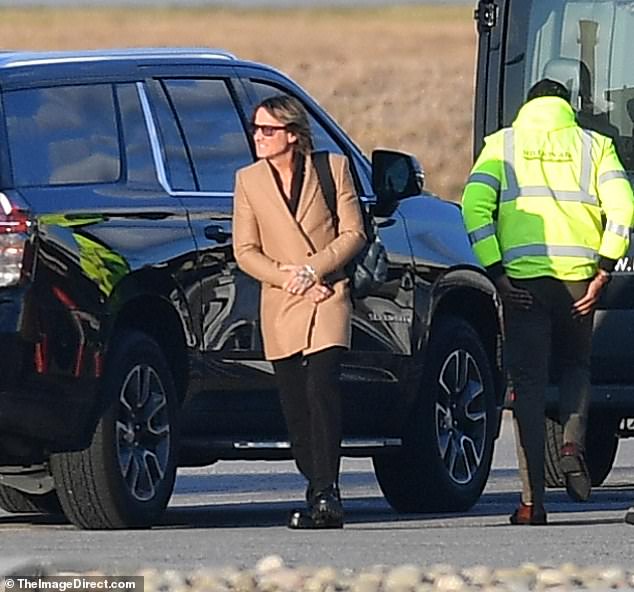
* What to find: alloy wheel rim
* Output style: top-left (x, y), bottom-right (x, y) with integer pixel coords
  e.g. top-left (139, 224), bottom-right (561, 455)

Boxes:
top-left (435, 348), bottom-right (487, 485)
top-left (116, 364), bottom-right (171, 502)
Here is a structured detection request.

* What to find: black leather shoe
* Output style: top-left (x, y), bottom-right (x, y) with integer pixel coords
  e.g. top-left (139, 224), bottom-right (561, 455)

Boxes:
top-left (560, 442), bottom-right (591, 502)
top-left (625, 507), bottom-right (634, 525)
top-left (288, 507), bottom-right (315, 529)
top-left (288, 485), bottom-right (344, 529)
top-left (310, 486), bottom-right (344, 529)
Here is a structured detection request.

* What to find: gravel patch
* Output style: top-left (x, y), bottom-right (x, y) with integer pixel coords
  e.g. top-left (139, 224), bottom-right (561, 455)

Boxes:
top-left (2, 555), bottom-right (634, 591)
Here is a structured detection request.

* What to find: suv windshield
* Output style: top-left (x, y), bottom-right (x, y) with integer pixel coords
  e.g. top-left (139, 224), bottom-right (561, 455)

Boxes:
top-left (505, 0), bottom-right (634, 170)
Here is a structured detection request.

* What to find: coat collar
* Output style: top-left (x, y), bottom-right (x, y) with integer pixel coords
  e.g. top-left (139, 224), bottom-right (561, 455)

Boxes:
top-left (256, 152), bottom-right (321, 226)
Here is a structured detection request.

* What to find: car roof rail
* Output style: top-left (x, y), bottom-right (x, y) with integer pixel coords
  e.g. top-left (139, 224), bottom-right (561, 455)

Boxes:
top-left (0, 47), bottom-right (237, 69)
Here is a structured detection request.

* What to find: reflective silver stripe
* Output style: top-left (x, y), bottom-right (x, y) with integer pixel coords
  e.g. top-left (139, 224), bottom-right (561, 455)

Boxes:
top-left (468, 172), bottom-right (500, 193)
top-left (501, 129), bottom-right (520, 202)
top-left (517, 186), bottom-right (597, 204)
top-left (599, 170), bottom-right (629, 184)
top-left (579, 130), bottom-right (593, 194)
top-left (502, 244), bottom-right (598, 264)
top-left (605, 220), bottom-right (631, 239)
top-left (499, 128), bottom-right (597, 205)
top-left (501, 186), bottom-right (596, 204)
top-left (468, 223), bottom-right (496, 245)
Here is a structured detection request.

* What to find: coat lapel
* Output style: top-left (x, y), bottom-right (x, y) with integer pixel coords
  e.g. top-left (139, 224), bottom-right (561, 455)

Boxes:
top-left (296, 153), bottom-right (320, 225)
top-left (257, 159), bottom-right (300, 227)
top-left (255, 158), bottom-right (315, 250)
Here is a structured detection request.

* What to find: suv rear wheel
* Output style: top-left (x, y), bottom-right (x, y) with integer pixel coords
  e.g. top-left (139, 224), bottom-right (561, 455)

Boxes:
top-left (373, 316), bottom-right (497, 512)
top-left (50, 331), bottom-right (178, 529)
top-left (544, 412), bottom-right (619, 488)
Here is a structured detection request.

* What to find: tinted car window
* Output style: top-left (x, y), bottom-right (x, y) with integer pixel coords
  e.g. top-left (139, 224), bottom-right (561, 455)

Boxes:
top-left (5, 84), bottom-right (120, 186)
top-left (116, 84), bottom-right (158, 187)
top-left (148, 81), bottom-right (196, 192)
top-left (162, 79), bottom-right (252, 193)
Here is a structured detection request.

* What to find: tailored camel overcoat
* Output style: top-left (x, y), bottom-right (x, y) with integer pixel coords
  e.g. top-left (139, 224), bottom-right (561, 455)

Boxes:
top-left (233, 152), bottom-right (366, 360)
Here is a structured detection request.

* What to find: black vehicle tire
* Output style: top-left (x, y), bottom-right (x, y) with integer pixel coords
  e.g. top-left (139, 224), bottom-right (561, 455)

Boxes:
top-left (544, 412), bottom-right (619, 488)
top-left (373, 315), bottom-right (498, 513)
top-left (50, 331), bottom-right (179, 529)
top-left (0, 485), bottom-right (63, 515)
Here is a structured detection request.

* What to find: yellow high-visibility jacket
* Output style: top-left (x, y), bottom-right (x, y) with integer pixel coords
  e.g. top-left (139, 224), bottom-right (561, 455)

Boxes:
top-left (462, 96), bottom-right (634, 280)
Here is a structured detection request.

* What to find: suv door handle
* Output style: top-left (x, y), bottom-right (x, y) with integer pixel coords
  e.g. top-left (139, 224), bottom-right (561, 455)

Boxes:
top-left (204, 224), bottom-right (232, 243)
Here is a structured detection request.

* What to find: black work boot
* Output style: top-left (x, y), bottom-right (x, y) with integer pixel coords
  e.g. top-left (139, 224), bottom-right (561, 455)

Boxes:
top-left (310, 485), bottom-right (344, 529)
top-left (288, 484), bottom-right (343, 529)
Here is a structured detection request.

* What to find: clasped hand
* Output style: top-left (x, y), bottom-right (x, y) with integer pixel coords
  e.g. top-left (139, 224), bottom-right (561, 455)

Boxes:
top-left (280, 264), bottom-right (334, 303)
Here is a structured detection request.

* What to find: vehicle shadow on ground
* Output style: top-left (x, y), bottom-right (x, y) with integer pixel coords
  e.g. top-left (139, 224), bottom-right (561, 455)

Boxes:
top-left (0, 469), bottom-right (632, 529)
top-left (0, 513), bottom-right (68, 527)
top-left (159, 488), bottom-right (634, 530)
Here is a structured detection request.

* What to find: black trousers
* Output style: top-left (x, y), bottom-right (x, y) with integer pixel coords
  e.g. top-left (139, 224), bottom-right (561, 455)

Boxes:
top-left (272, 346), bottom-right (344, 494)
top-left (505, 277), bottom-right (593, 507)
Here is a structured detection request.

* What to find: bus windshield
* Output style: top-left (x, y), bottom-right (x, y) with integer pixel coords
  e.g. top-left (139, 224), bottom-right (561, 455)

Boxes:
top-left (509, 0), bottom-right (634, 170)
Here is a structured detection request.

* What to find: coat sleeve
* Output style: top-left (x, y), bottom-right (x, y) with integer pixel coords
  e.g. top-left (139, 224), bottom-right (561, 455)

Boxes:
top-left (461, 135), bottom-right (504, 268)
top-left (595, 137), bottom-right (634, 262)
top-left (300, 155), bottom-right (366, 279)
top-left (232, 169), bottom-right (288, 288)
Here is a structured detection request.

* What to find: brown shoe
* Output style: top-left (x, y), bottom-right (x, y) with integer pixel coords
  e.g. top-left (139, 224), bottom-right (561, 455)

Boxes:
top-left (560, 442), bottom-right (591, 502)
top-left (509, 502), bottom-right (547, 525)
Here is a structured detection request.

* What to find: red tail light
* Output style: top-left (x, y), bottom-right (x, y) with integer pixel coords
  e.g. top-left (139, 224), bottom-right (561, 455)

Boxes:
top-left (0, 192), bottom-right (32, 287)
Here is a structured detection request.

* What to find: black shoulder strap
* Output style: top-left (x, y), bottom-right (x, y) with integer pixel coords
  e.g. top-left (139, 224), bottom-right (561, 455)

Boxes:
top-left (312, 151), bottom-right (338, 231)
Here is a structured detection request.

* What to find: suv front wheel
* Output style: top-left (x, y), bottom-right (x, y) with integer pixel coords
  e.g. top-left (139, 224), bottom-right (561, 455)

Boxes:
top-left (50, 331), bottom-right (179, 529)
top-left (373, 316), bottom-right (497, 512)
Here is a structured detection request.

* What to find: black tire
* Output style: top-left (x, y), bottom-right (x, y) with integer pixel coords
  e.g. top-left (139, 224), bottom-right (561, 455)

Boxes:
top-left (544, 412), bottom-right (619, 488)
top-left (373, 315), bottom-right (498, 513)
top-left (0, 485), bottom-right (63, 515)
top-left (50, 331), bottom-right (179, 529)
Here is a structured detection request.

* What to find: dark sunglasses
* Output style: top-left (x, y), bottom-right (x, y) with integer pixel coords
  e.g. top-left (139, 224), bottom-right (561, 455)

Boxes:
top-left (251, 123), bottom-right (287, 137)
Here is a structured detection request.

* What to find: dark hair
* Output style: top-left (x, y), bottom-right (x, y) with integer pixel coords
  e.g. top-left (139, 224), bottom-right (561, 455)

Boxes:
top-left (527, 78), bottom-right (571, 103)
top-left (253, 95), bottom-right (314, 155)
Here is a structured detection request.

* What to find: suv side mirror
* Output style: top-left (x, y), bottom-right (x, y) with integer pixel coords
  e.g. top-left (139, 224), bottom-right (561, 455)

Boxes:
top-left (372, 149), bottom-right (424, 207)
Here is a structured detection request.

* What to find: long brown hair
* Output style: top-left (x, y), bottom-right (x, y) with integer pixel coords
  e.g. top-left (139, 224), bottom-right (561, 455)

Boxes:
top-left (254, 95), bottom-right (314, 155)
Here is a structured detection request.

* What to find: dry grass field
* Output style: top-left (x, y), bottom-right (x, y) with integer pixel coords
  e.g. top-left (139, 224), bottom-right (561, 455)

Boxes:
top-left (0, 6), bottom-right (476, 201)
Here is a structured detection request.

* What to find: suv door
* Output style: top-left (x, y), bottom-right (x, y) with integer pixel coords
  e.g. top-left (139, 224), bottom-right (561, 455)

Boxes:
top-left (240, 74), bottom-right (417, 435)
top-left (142, 74), bottom-right (274, 437)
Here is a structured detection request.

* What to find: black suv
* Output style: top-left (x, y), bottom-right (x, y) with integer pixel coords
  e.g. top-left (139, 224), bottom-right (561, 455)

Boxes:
top-left (0, 48), bottom-right (504, 529)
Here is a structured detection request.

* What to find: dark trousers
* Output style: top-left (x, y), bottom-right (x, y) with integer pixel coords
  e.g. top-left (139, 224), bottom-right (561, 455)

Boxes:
top-left (272, 346), bottom-right (344, 494)
top-left (505, 277), bottom-right (593, 507)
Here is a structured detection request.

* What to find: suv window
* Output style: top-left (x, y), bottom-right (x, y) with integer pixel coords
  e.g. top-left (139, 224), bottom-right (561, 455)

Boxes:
top-left (117, 84), bottom-right (158, 187)
top-left (4, 84), bottom-right (120, 187)
top-left (162, 79), bottom-right (253, 193)
top-left (148, 81), bottom-right (197, 192)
